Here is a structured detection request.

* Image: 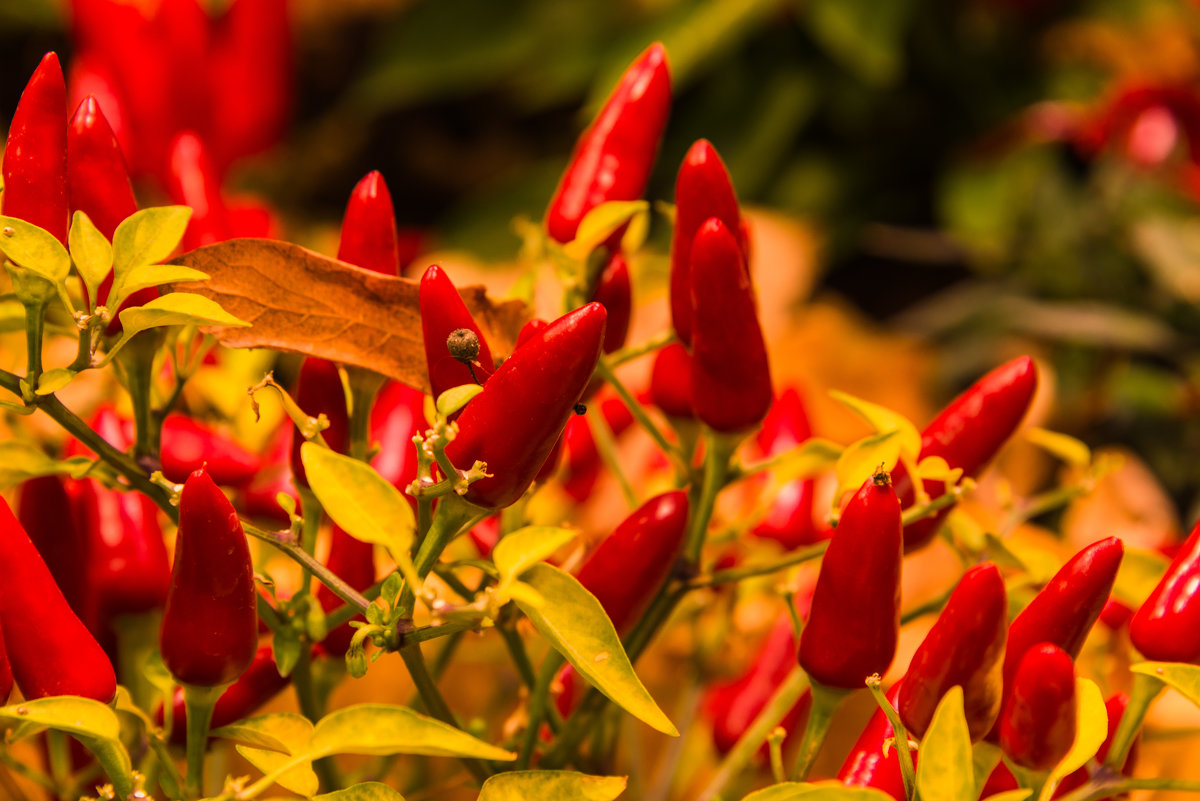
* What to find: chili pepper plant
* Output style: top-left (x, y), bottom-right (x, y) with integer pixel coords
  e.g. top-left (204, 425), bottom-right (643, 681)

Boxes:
top-left (1, 36), bottom-right (1199, 801)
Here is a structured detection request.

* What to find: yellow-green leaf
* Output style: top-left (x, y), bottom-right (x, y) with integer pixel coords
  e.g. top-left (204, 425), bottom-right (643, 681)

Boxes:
top-left (436, 383), bottom-right (484, 418)
top-left (112, 206), bottom-right (191, 276)
top-left (115, 292), bottom-right (248, 342)
top-left (478, 770), bottom-right (627, 801)
top-left (309, 704), bottom-right (515, 760)
top-left (211, 713), bottom-right (307, 754)
top-left (916, 686), bottom-right (972, 801)
top-left (109, 263), bottom-right (209, 310)
top-left (741, 782), bottom-right (896, 801)
top-left (947, 509), bottom-right (986, 554)
top-left (916, 456), bottom-right (962, 485)
top-left (236, 714), bottom-right (318, 797)
top-left (770, 437), bottom-right (843, 484)
top-left (563, 201), bottom-right (649, 261)
top-left (834, 430), bottom-right (900, 506)
top-left (1112, 548), bottom-right (1170, 608)
top-left (1131, 662), bottom-right (1200, 710)
top-left (988, 792), bottom-right (1033, 801)
top-left (0, 215), bottom-right (71, 284)
top-left (516, 563), bottom-right (677, 736)
top-left (1024, 427), bottom-right (1090, 468)
top-left (1044, 678), bottom-right (1107, 796)
top-left (315, 783), bottom-right (406, 801)
top-left (829, 390), bottom-right (922, 459)
top-left (68, 211), bottom-right (112, 308)
top-left (0, 696), bottom-right (120, 741)
top-left (35, 368), bottom-right (76, 395)
top-left (493, 526), bottom-right (577, 604)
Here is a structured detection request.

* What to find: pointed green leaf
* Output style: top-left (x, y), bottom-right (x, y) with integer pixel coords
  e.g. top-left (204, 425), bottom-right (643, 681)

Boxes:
top-left (1024, 427), bottom-right (1090, 468)
top-left (478, 770), bottom-right (627, 800)
top-left (109, 263), bottom-right (209, 310)
top-left (315, 783), bottom-right (406, 801)
top-left (0, 441), bottom-right (70, 489)
top-left (971, 737), bottom-right (1003, 798)
top-left (0, 215), bottom-right (71, 283)
top-left (0, 696), bottom-right (120, 740)
top-left (69, 211), bottom-right (113, 308)
top-left (916, 686), bottom-right (972, 801)
top-left (741, 782), bottom-right (896, 800)
top-left (211, 713), bottom-right (307, 755)
top-left (772, 437), bottom-right (843, 484)
top-left (515, 563), bottom-right (677, 736)
top-left (112, 206), bottom-right (191, 277)
top-left (35, 368), bottom-right (76, 395)
top-left (310, 704), bottom-right (515, 760)
top-left (829, 390), bottom-right (921, 459)
top-left (236, 714), bottom-right (318, 797)
top-left (563, 200), bottom-right (649, 261)
top-left (1132, 662), bottom-right (1200, 709)
top-left (1047, 678), bottom-right (1107, 785)
top-left (493, 526), bottom-right (577, 604)
top-left (116, 292), bottom-right (248, 339)
top-left (436, 383), bottom-right (484, 417)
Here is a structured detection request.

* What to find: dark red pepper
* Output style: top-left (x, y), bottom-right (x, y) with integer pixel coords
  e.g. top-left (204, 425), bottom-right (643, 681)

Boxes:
top-left (164, 130), bottom-right (232, 251)
top-left (444, 303), bottom-right (606, 510)
top-left (0, 496), bottom-right (116, 701)
top-left (2, 53), bottom-right (69, 244)
top-left (544, 43), bottom-right (671, 244)
top-left (337, 170), bottom-right (399, 277)
top-left (751, 387), bottom-right (824, 549)
top-left (17, 475), bottom-right (92, 621)
top-left (649, 342), bottom-right (694, 419)
top-left (837, 680), bottom-right (912, 800)
top-left (1131, 517), bottom-right (1200, 663)
top-left (420, 264), bottom-right (496, 399)
top-left (798, 470), bottom-right (902, 689)
top-left (592, 251), bottom-right (632, 354)
top-left (689, 218), bottom-right (772, 433)
top-left (163, 645), bottom-right (290, 743)
top-left (160, 467), bottom-right (258, 686)
top-left (898, 561), bottom-right (1007, 741)
top-left (161, 413), bottom-right (262, 488)
top-left (289, 358), bottom-right (350, 489)
top-left (1000, 643), bottom-right (1077, 771)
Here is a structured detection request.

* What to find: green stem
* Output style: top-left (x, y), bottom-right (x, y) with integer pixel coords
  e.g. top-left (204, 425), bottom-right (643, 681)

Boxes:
top-left (399, 643), bottom-right (491, 785)
top-left (146, 731), bottom-right (186, 800)
top-left (345, 367), bottom-right (384, 461)
top-left (1056, 774), bottom-right (1200, 801)
top-left (298, 487), bottom-right (323, 595)
top-left (1105, 671), bottom-right (1162, 771)
top-left (687, 540), bottom-right (830, 589)
top-left (499, 621), bottom-right (538, 690)
top-left (518, 651), bottom-right (566, 769)
top-left (242, 522), bottom-right (370, 612)
top-left (866, 677), bottom-right (916, 798)
top-left (586, 401), bottom-right (637, 508)
top-left (46, 731), bottom-right (69, 791)
top-left (602, 330), bottom-right (675, 368)
top-left (399, 495), bottom-right (483, 615)
top-left (119, 332), bottom-right (162, 463)
top-left (593, 360), bottom-right (687, 477)
top-left (79, 734), bottom-right (135, 800)
top-left (22, 299), bottom-right (45, 388)
top-left (789, 681), bottom-right (848, 782)
top-left (292, 648), bottom-right (341, 792)
top-left (183, 683), bottom-right (224, 798)
top-left (683, 429), bottom-right (738, 567)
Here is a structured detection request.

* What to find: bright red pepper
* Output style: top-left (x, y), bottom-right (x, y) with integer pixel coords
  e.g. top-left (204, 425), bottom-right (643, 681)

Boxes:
top-left (561, 393), bottom-right (635, 503)
top-left (891, 356), bottom-right (1038, 551)
top-left (751, 387), bottom-right (824, 549)
top-left (420, 264), bottom-right (497, 399)
top-left (0, 496), bottom-right (116, 701)
top-left (689, 218), bottom-right (772, 433)
top-left (337, 170), bottom-right (399, 277)
top-left (160, 467), bottom-right (258, 686)
top-left (66, 54), bottom-right (130, 164)
top-left (837, 680), bottom-right (912, 800)
top-left (898, 562), bottom-right (1008, 741)
top-left (1000, 643), bottom-right (1077, 771)
top-left (2, 53), bottom-right (69, 244)
top-left (164, 130), bottom-right (233, 251)
top-left (66, 95), bottom-right (136, 241)
top-left (17, 475), bottom-right (92, 620)
top-left (798, 470), bottom-right (902, 689)
top-left (163, 645), bottom-right (290, 743)
top-left (161, 413), bottom-right (262, 488)
top-left (1131, 517), bottom-right (1200, 663)
top-left (153, 0), bottom-right (212, 144)
top-left (592, 251), bottom-right (632, 354)
top-left (670, 139), bottom-right (744, 346)
top-left (289, 358), bottom-right (350, 489)
top-left (544, 43), bottom-right (671, 244)
top-left (444, 303), bottom-right (606, 510)
top-left (649, 342), bottom-right (694, 419)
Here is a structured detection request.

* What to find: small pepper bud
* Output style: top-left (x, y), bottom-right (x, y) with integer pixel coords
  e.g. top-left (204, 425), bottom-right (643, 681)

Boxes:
top-left (447, 327), bottom-right (481, 365)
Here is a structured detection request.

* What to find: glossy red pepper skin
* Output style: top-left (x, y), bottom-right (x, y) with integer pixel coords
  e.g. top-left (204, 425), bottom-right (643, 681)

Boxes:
top-left (670, 139), bottom-right (743, 346)
top-left (561, 393), bottom-right (635, 502)
top-left (689, 218), bottom-right (772, 433)
top-left (337, 170), bottom-right (399, 276)
top-left (445, 303), bottom-right (606, 510)
top-left (798, 471), bottom-right (902, 690)
top-left (161, 414), bottom-right (262, 488)
top-left (0, 497), bottom-right (116, 701)
top-left (420, 264), bottom-right (497, 399)
top-left (544, 43), bottom-right (671, 244)
top-left (891, 356), bottom-right (1038, 551)
top-left (898, 562), bottom-right (1008, 741)
top-left (838, 680), bottom-right (912, 800)
top-left (3, 53), bottom-right (69, 244)
top-left (164, 645), bottom-right (290, 743)
top-left (1131, 518), bottom-right (1200, 663)
top-left (1000, 643), bottom-right (1077, 771)
top-left (67, 95), bottom-right (137, 241)
top-left (649, 342), bottom-right (695, 419)
top-left (17, 476), bottom-right (92, 620)
top-left (289, 358), bottom-right (350, 489)
top-left (592, 252), bottom-right (632, 354)
top-left (751, 387), bottom-right (824, 549)
top-left (164, 130), bottom-right (232, 251)
top-left (160, 468), bottom-right (258, 686)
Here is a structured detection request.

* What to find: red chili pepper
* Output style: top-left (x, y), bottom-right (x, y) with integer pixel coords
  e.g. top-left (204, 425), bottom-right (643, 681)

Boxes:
top-left (0, 496), bottom-right (116, 701)
top-left (592, 251), bottom-right (632, 354)
top-left (898, 562), bottom-right (1007, 741)
top-left (1131, 518), bottom-right (1200, 663)
top-left (798, 470), bottom-right (902, 689)
top-left (160, 467), bottom-right (258, 686)
top-left (670, 139), bottom-right (744, 346)
top-left (289, 358), bottom-right (350, 489)
top-left (237, 422), bottom-right (295, 526)
top-left (17, 476), bottom-right (92, 621)
top-left (66, 55), bottom-right (130, 164)
top-left (161, 414), bottom-right (262, 488)
top-left (544, 43), bottom-right (671, 245)
top-left (689, 217), bottom-right (772, 433)
top-left (337, 170), bottom-right (399, 277)
top-left (368, 379), bottom-right (426, 496)
top-left (561, 393), bottom-right (635, 503)
top-left (1000, 642), bottom-right (1076, 771)
top-left (468, 515), bottom-right (501, 558)
top-left (751, 387), bottom-right (824, 549)
top-left (2, 53), bottom-right (69, 244)
top-left (163, 645), bottom-right (290, 743)
top-left (1100, 598), bottom-right (1134, 631)
top-left (837, 680), bottom-right (912, 800)
top-left (66, 95), bottom-right (136, 241)
top-left (649, 342), bottom-right (694, 419)
top-left (445, 303), bottom-right (606, 510)
top-left (152, 0), bottom-right (211, 143)
top-left (420, 264), bottom-right (496, 399)
top-left (891, 356), bottom-right (1038, 551)
top-left (516, 319), bottom-right (548, 348)
top-left (164, 130), bottom-right (232, 251)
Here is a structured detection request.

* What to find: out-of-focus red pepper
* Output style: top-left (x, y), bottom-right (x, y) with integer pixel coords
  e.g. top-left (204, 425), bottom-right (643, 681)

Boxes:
top-left (445, 303), bottom-right (606, 510)
top-left (751, 387), bottom-right (824, 549)
top-left (161, 414), bottom-right (261, 488)
top-left (898, 562), bottom-right (1007, 741)
top-left (1000, 643), bottom-right (1077, 771)
top-left (649, 342), bottom-right (694, 420)
top-left (1100, 598), bottom-right (1134, 631)
top-left (689, 218), bottom-right (772, 433)
top-left (317, 525), bottom-right (375, 657)
top-left (160, 468), bottom-right (258, 686)
top-left (163, 645), bottom-right (290, 743)
top-left (2, 53), bottom-right (69, 244)
top-left (516, 318), bottom-right (548, 348)
top-left (337, 170), bottom-right (399, 277)
top-left (0, 497), bottom-right (116, 701)
top-left (154, 0), bottom-right (211, 140)
top-left (237, 423), bottom-right (295, 527)
top-left (1131, 518), bottom-right (1200, 663)
top-left (164, 130), bottom-right (232, 251)
top-left (561, 393), bottom-right (635, 503)
top-left (66, 55), bottom-right (129, 163)
top-left (544, 43), bottom-right (671, 245)
top-left (289, 358), bottom-right (350, 489)
top-left (468, 515), bottom-right (501, 558)
top-left (368, 379), bottom-right (426, 496)
top-left (891, 356), bottom-right (1038, 551)
top-left (837, 680), bottom-right (912, 800)
top-left (17, 475), bottom-right (92, 620)
top-left (670, 139), bottom-right (744, 346)
top-left (66, 95), bottom-right (136, 241)
top-left (420, 264), bottom-right (496, 399)
top-left (798, 470), bottom-right (902, 689)
top-left (592, 252), bottom-right (631, 354)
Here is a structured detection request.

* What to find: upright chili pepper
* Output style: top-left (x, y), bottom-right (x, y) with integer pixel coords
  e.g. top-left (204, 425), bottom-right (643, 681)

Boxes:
top-left (592, 251), bottom-right (632, 354)
top-left (544, 43), bottom-right (671, 245)
top-left (898, 562), bottom-right (1008, 741)
top-left (289, 358), bottom-right (350, 489)
top-left (164, 130), bottom-right (232, 251)
top-left (160, 467), bottom-right (258, 686)
top-left (17, 475), bottom-right (92, 620)
top-left (1131, 518), bottom-right (1200, 663)
top-left (892, 356), bottom-right (1038, 551)
top-left (163, 645), bottom-right (291, 743)
top-left (445, 303), bottom-right (606, 510)
top-left (838, 680), bottom-right (912, 800)
top-left (337, 170), bottom-right (399, 276)
top-left (0, 497), bottom-right (116, 701)
top-left (420, 264), bottom-right (496, 399)
top-left (751, 387), bottom-right (823, 549)
top-left (1000, 643), bottom-right (1077, 771)
top-left (161, 413), bottom-right (262, 488)
top-left (689, 218), bottom-right (772, 433)
top-left (66, 95), bottom-right (137, 240)
top-left (3, 53), bottom-right (69, 244)
top-left (649, 342), bottom-right (694, 419)
top-left (798, 469), bottom-right (902, 690)
top-left (670, 139), bottom-right (744, 346)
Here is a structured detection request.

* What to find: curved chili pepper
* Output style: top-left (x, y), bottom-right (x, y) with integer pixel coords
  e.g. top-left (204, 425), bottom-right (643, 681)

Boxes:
top-left (161, 413), bottom-right (261, 488)
top-left (1131, 518), bottom-right (1200, 663)
top-left (289, 358), bottom-right (350, 489)
top-left (689, 217), bottom-right (772, 433)
top-left (837, 680), bottom-right (911, 800)
top-left (163, 645), bottom-right (290, 743)
top-left (798, 470), bottom-right (902, 689)
top-left (17, 476), bottom-right (92, 620)
top-left (444, 303), bottom-right (606, 510)
top-left (592, 251), bottom-right (631, 354)
top-left (1000, 642), bottom-right (1076, 771)
top-left (751, 387), bottom-right (823, 549)
top-left (649, 342), bottom-right (694, 419)
top-left (420, 264), bottom-right (496, 399)
top-left (3, 52), bottom-right (69, 244)
top-left (544, 43), bottom-right (671, 245)
top-left (670, 139), bottom-right (743, 346)
top-left (160, 467), bottom-right (258, 686)
top-left (164, 130), bottom-right (232, 251)
top-left (337, 170), bottom-right (399, 277)
top-left (898, 562), bottom-right (1007, 741)
top-left (891, 356), bottom-right (1038, 551)
top-left (0, 497), bottom-right (116, 701)
top-left (67, 95), bottom-right (136, 240)
top-left (561, 393), bottom-right (635, 503)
